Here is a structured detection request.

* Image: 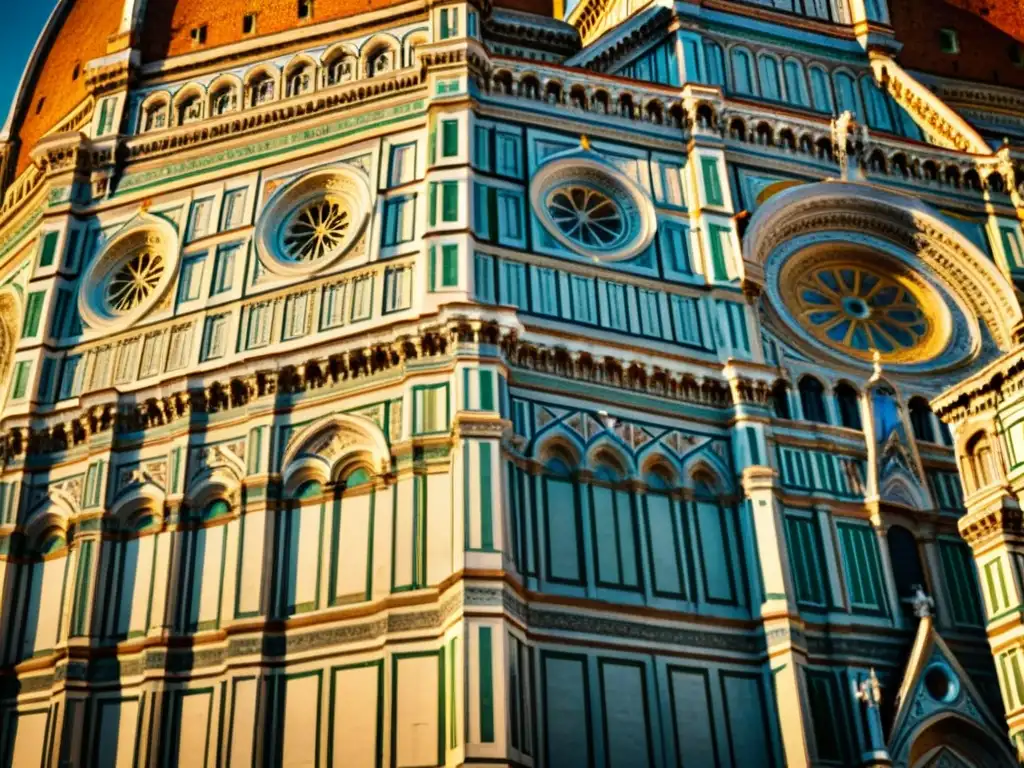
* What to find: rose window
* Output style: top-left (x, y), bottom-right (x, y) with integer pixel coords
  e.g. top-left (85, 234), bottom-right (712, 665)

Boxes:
top-left (772, 246), bottom-right (955, 368)
top-left (255, 167), bottom-right (371, 277)
top-left (282, 197), bottom-right (352, 263)
top-left (546, 186), bottom-right (626, 249)
top-left (106, 250), bottom-right (166, 313)
top-left (78, 220), bottom-right (180, 334)
top-left (530, 153), bottom-right (657, 262)
top-left (795, 265), bottom-right (931, 356)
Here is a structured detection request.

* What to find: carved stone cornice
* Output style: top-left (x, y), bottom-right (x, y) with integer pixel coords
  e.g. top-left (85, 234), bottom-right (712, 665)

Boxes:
top-left (29, 132), bottom-right (93, 177)
top-left (958, 492), bottom-right (1024, 548)
top-left (870, 55), bottom-right (990, 156)
top-left (500, 332), bottom-right (732, 408)
top-left (0, 318), bottom-right (749, 463)
top-left (932, 347), bottom-right (1024, 422)
top-left (485, 9), bottom-right (580, 58)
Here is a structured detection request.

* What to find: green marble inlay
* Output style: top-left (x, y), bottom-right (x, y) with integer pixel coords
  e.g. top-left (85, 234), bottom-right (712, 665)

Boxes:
top-left (118, 99), bottom-right (427, 195)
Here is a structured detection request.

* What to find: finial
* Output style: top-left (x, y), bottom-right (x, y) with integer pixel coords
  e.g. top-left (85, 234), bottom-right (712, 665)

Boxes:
top-left (140, 198), bottom-right (152, 213)
top-left (872, 348), bottom-right (882, 378)
top-left (580, 134), bottom-right (591, 151)
top-left (911, 585), bottom-right (935, 618)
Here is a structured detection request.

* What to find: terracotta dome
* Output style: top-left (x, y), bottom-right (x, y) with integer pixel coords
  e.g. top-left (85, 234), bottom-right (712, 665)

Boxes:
top-left (890, 0), bottom-right (1024, 88)
top-left (3, 0), bottom-right (122, 177)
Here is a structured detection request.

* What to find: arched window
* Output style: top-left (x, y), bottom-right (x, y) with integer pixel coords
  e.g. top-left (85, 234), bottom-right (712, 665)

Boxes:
top-left (703, 40), bottom-right (726, 87)
top-left (248, 74), bottom-right (275, 107)
top-left (141, 99), bottom-right (168, 132)
top-left (342, 467), bottom-right (372, 488)
top-left (772, 380), bottom-right (791, 420)
top-left (729, 47), bottom-right (757, 95)
top-left (808, 65), bottom-right (833, 114)
top-left (326, 54), bottom-right (355, 85)
top-left (783, 59), bottom-right (810, 107)
top-left (964, 432), bottom-right (995, 492)
top-left (887, 525), bottom-right (926, 604)
top-left (327, 465), bottom-right (377, 602)
top-left (367, 47), bottom-right (394, 77)
top-left (286, 63), bottom-right (313, 98)
top-left (691, 470), bottom-right (741, 604)
top-left (643, 464), bottom-right (691, 599)
top-left (543, 450), bottom-right (584, 585)
top-left (872, 386), bottom-right (902, 443)
top-left (757, 54), bottom-right (782, 100)
top-left (860, 77), bottom-right (894, 132)
top-left (835, 383), bottom-right (862, 430)
top-left (295, 480), bottom-right (323, 499)
top-left (176, 93), bottom-right (202, 125)
top-left (206, 499), bottom-right (231, 518)
top-left (799, 377), bottom-right (828, 424)
top-left (18, 538), bottom-right (70, 659)
top-left (909, 397), bottom-right (936, 443)
top-left (590, 458), bottom-right (640, 589)
top-left (210, 86), bottom-right (237, 116)
top-left (833, 71), bottom-right (860, 118)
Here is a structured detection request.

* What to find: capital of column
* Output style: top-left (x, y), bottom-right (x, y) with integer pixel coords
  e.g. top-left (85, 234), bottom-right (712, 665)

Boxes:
top-left (741, 465), bottom-right (779, 496)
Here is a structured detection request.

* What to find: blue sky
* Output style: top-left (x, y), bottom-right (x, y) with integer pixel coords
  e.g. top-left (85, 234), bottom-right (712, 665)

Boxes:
top-left (0, 5), bottom-right (58, 126)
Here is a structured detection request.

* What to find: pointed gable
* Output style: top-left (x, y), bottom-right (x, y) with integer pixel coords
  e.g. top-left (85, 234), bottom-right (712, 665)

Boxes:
top-left (887, 616), bottom-right (1016, 767)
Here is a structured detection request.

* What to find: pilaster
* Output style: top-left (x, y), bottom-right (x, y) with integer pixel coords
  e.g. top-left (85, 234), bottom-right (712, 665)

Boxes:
top-left (742, 465), bottom-right (813, 768)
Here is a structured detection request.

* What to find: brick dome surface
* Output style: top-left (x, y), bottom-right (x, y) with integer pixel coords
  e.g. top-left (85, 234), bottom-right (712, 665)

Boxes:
top-left (890, 0), bottom-right (1024, 88)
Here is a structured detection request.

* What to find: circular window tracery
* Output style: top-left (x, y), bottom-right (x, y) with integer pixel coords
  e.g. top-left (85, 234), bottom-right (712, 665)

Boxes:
top-left (769, 240), bottom-right (962, 369)
top-left (255, 167), bottom-right (370, 277)
top-left (78, 218), bottom-right (180, 334)
top-left (281, 197), bottom-right (352, 263)
top-left (530, 154), bottom-right (656, 262)
top-left (546, 185), bottom-right (626, 249)
top-left (794, 264), bottom-right (932, 357)
top-left (106, 250), bottom-right (166, 313)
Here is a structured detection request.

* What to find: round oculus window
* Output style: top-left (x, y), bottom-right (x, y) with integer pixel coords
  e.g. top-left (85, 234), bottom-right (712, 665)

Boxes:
top-left (531, 157), bottom-right (656, 262)
top-left (106, 249), bottom-right (166, 314)
top-left (773, 245), bottom-right (954, 367)
top-left (78, 220), bottom-right (180, 334)
top-left (545, 185), bottom-right (627, 250)
top-left (280, 196), bottom-right (352, 264)
top-left (923, 664), bottom-right (959, 704)
top-left (255, 167), bottom-right (370, 277)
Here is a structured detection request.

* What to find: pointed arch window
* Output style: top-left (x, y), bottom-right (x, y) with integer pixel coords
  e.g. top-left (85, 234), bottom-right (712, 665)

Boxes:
top-left (691, 471), bottom-right (742, 605)
top-left (542, 451), bottom-right (584, 586)
top-left (887, 525), bottom-right (926, 606)
top-left (589, 459), bottom-right (641, 591)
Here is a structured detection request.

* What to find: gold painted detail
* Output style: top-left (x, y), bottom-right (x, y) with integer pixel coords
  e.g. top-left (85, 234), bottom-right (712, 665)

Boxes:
top-left (783, 258), bottom-right (938, 364)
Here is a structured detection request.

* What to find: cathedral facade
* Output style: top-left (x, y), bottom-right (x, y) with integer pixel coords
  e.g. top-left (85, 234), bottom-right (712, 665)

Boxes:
top-left (0, 0), bottom-right (1023, 765)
